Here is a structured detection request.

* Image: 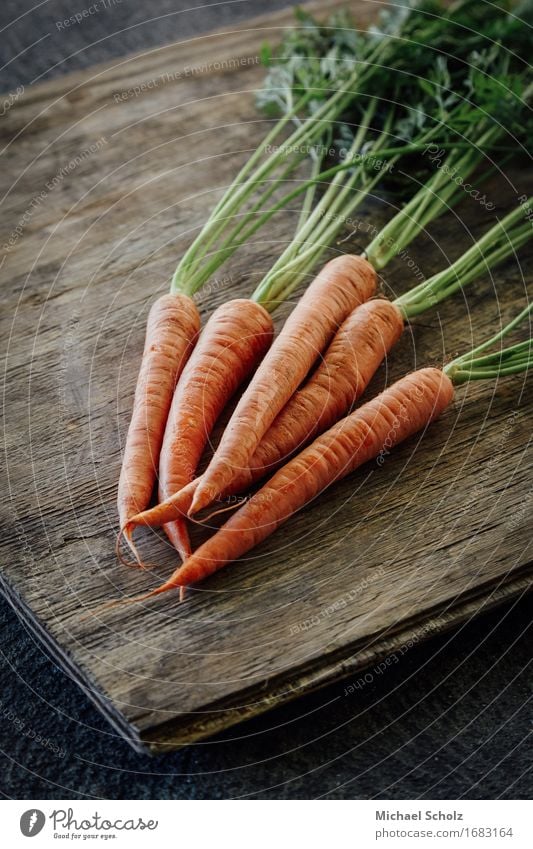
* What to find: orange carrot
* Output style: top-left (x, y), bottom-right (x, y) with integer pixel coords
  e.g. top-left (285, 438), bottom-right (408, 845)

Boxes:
top-left (157, 299), bottom-right (273, 559)
top-left (189, 254), bottom-right (376, 515)
top-left (122, 298), bottom-right (403, 539)
top-left (131, 367), bottom-right (454, 597)
top-left (228, 298), bottom-right (404, 490)
top-left (117, 293), bottom-right (200, 552)
top-left (122, 478), bottom-right (198, 541)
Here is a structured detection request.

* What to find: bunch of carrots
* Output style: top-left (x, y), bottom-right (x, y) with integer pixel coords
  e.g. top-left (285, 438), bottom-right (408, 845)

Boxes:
top-left (113, 1), bottom-right (532, 605)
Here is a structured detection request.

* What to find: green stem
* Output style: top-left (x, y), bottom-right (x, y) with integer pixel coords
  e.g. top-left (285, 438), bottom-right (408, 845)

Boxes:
top-left (445, 302), bottom-right (533, 384)
top-left (451, 302), bottom-right (533, 365)
top-left (180, 143), bottom-right (391, 294)
top-left (395, 199), bottom-right (533, 319)
top-left (249, 99), bottom-right (384, 307)
top-left (397, 226), bottom-right (531, 318)
top-left (182, 150), bottom-right (313, 293)
top-left (171, 34), bottom-right (393, 295)
top-left (364, 119), bottom-right (501, 270)
top-left (179, 126), bottom-right (482, 292)
top-left (210, 93), bottom-right (312, 211)
top-left (457, 340), bottom-right (532, 368)
top-left (172, 92), bottom-right (312, 282)
top-left (297, 146), bottom-right (326, 232)
top-left (450, 362), bottom-right (532, 383)
top-left (172, 71), bottom-right (368, 293)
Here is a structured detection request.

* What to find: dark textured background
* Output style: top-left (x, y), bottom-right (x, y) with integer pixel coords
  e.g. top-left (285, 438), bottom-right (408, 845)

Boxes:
top-left (0, 0), bottom-right (531, 800)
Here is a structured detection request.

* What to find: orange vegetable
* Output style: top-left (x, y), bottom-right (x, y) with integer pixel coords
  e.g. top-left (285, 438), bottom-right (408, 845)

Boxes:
top-left (130, 367), bottom-right (454, 597)
top-left (189, 254), bottom-right (377, 515)
top-left (157, 299), bottom-right (273, 559)
top-left (124, 297), bottom-right (403, 541)
top-left (117, 293), bottom-right (199, 554)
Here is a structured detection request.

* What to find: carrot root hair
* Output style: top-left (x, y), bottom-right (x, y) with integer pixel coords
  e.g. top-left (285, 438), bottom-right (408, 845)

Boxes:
top-left (200, 499), bottom-right (248, 522)
top-left (116, 524), bottom-right (151, 570)
top-left (98, 574), bottom-right (186, 613)
top-left (189, 483), bottom-right (219, 516)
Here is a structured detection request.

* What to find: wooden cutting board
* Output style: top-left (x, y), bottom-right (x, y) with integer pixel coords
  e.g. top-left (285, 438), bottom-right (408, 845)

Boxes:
top-left (1, 0), bottom-right (532, 753)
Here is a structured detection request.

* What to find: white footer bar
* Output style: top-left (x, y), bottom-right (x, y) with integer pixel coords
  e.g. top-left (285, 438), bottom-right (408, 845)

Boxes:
top-left (3, 799), bottom-right (531, 848)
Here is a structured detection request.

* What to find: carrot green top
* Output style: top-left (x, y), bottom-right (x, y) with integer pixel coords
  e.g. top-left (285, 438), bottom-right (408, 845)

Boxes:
top-left (169, 1), bottom-right (532, 309)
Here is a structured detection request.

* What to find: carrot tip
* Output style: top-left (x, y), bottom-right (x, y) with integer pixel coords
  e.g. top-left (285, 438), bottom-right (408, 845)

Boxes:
top-left (116, 522), bottom-right (151, 569)
top-left (201, 500), bottom-right (245, 522)
top-left (97, 570), bottom-right (188, 613)
top-left (93, 583), bottom-right (177, 615)
top-left (188, 484), bottom-right (216, 517)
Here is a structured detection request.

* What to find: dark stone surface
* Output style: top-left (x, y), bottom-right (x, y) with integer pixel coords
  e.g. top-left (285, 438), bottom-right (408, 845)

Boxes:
top-left (0, 0), bottom-right (293, 91)
top-left (1, 592), bottom-right (531, 799)
top-left (1, 0), bottom-right (531, 800)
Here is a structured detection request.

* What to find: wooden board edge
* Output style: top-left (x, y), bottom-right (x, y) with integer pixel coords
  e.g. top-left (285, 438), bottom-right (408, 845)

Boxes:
top-left (1, 560), bottom-right (531, 756)
top-left (140, 566), bottom-right (533, 753)
top-left (3, 0), bottom-right (362, 102)
top-left (0, 574), bottom-right (147, 755)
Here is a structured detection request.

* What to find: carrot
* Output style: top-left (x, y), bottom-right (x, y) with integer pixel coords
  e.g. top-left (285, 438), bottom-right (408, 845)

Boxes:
top-left (227, 298), bottom-right (404, 490)
top-left (117, 293), bottom-right (200, 553)
top-left (189, 254), bottom-right (376, 515)
top-left (123, 194), bottom-right (531, 544)
top-left (128, 367), bottom-right (453, 597)
top-left (121, 478), bottom-right (198, 543)
top-left (120, 298), bottom-right (403, 541)
top-left (157, 299), bottom-right (273, 560)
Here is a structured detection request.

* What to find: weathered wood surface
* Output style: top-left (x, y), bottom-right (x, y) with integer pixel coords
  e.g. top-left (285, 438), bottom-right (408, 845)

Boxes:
top-left (0, 1), bottom-right (531, 752)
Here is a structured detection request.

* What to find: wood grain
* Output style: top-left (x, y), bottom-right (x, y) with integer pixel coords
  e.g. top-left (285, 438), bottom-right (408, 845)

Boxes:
top-left (1, 0), bottom-right (531, 752)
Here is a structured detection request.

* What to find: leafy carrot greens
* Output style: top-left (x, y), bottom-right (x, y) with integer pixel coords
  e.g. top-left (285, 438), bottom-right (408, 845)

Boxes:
top-left (168, 1), bottom-right (530, 302)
